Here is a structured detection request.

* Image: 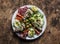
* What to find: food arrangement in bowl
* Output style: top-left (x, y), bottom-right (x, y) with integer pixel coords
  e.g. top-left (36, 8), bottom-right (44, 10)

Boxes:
top-left (12, 5), bottom-right (46, 40)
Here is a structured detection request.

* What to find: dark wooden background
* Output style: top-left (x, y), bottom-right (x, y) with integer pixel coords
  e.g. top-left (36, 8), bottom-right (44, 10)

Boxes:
top-left (0, 0), bottom-right (60, 44)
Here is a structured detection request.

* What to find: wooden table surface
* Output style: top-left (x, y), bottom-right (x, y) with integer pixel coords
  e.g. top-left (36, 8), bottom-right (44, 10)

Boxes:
top-left (0, 0), bottom-right (60, 44)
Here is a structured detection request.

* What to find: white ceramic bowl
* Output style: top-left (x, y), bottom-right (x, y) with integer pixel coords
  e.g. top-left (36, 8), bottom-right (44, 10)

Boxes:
top-left (12, 5), bottom-right (47, 40)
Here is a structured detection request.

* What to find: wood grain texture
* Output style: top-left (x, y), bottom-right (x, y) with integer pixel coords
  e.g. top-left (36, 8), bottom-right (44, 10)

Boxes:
top-left (0, 0), bottom-right (60, 44)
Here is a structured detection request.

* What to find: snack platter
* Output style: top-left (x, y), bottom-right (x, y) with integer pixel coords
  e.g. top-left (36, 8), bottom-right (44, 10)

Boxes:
top-left (12, 5), bottom-right (46, 40)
